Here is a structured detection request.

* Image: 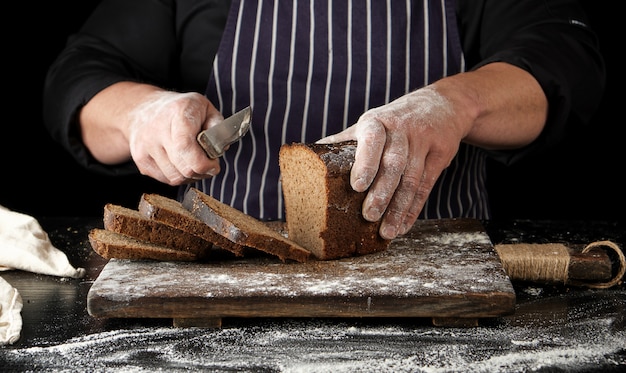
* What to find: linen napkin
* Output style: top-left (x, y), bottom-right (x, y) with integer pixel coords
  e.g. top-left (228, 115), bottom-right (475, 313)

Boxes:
top-left (0, 276), bottom-right (22, 344)
top-left (0, 205), bottom-right (86, 345)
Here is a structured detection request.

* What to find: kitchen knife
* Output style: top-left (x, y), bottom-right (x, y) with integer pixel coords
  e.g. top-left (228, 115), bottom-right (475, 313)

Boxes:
top-left (197, 106), bottom-right (252, 158)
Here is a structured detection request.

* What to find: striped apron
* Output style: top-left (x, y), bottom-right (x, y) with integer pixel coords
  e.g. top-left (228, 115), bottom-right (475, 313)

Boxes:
top-left (184, 0), bottom-right (490, 221)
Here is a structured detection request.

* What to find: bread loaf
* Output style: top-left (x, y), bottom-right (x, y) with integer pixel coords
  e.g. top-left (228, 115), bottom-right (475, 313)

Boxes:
top-left (138, 193), bottom-right (247, 257)
top-left (279, 141), bottom-right (391, 260)
top-left (103, 203), bottom-right (211, 258)
top-left (182, 187), bottom-right (311, 263)
top-left (88, 228), bottom-right (198, 261)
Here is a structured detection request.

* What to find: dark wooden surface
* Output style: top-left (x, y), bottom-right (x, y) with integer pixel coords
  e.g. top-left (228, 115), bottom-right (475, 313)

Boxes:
top-left (1, 218), bottom-right (624, 372)
top-left (87, 219), bottom-right (515, 323)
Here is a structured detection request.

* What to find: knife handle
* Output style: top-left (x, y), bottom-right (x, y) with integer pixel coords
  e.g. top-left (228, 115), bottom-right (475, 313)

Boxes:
top-left (197, 106), bottom-right (252, 159)
top-left (197, 132), bottom-right (223, 159)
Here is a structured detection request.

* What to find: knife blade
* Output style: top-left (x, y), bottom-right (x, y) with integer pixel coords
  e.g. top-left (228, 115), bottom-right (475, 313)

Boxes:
top-left (197, 106), bottom-right (252, 158)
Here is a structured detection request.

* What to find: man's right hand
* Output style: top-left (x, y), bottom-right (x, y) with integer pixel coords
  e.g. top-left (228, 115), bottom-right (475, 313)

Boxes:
top-left (79, 82), bottom-right (224, 185)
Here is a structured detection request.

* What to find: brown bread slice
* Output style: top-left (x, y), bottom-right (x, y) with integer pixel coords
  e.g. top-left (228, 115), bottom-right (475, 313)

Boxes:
top-left (103, 203), bottom-right (211, 257)
top-left (182, 187), bottom-right (311, 263)
top-left (138, 193), bottom-right (246, 257)
top-left (88, 228), bottom-right (198, 261)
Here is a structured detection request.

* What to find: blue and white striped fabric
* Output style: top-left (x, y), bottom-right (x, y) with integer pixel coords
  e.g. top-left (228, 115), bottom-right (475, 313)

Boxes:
top-left (184, 0), bottom-right (489, 221)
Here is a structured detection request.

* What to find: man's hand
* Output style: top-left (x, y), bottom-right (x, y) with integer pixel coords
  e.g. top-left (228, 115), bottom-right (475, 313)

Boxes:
top-left (79, 82), bottom-right (225, 186)
top-left (317, 86), bottom-right (466, 240)
top-left (318, 63), bottom-right (547, 240)
top-left (127, 91), bottom-right (224, 185)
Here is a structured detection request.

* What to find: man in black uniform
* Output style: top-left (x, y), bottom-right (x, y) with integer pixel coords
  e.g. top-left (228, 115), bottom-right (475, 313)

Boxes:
top-left (43, 0), bottom-right (605, 239)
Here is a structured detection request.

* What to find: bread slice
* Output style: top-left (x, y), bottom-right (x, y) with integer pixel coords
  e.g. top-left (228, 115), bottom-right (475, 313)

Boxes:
top-left (88, 228), bottom-right (198, 261)
top-left (279, 141), bottom-right (391, 260)
top-left (103, 203), bottom-right (211, 258)
top-left (182, 187), bottom-right (311, 263)
top-left (138, 193), bottom-right (246, 257)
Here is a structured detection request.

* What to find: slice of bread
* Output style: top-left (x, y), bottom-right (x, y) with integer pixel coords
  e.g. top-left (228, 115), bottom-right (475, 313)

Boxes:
top-left (103, 203), bottom-right (212, 258)
top-left (182, 187), bottom-right (311, 263)
top-left (88, 228), bottom-right (198, 261)
top-left (138, 193), bottom-right (246, 257)
top-left (279, 141), bottom-right (391, 260)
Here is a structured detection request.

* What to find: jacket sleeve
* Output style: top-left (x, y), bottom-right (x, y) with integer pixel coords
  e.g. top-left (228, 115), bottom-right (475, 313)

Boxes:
top-left (42, 0), bottom-right (229, 176)
top-left (457, 0), bottom-right (606, 165)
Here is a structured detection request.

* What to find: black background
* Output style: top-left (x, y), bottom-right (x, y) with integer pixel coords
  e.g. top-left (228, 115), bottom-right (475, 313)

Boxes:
top-left (2, 1), bottom-right (622, 221)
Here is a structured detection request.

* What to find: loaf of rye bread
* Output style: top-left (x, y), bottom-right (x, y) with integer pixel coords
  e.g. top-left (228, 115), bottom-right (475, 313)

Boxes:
top-left (102, 203), bottom-right (212, 258)
top-left (182, 187), bottom-right (311, 263)
top-left (88, 228), bottom-right (198, 261)
top-left (279, 141), bottom-right (391, 260)
top-left (138, 193), bottom-right (247, 257)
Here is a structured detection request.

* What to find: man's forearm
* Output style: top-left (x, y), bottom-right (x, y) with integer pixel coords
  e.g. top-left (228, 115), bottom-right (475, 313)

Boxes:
top-left (79, 82), bottom-right (165, 165)
top-left (433, 62), bottom-right (548, 150)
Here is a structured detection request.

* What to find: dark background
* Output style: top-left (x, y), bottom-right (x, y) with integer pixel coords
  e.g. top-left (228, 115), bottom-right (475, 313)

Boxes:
top-left (2, 1), bottom-right (622, 221)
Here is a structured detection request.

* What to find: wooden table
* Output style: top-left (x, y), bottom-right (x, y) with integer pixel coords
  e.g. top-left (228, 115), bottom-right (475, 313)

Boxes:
top-left (1, 218), bottom-right (624, 372)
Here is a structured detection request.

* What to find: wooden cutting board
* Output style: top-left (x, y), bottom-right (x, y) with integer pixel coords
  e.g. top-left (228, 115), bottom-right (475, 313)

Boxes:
top-left (87, 218), bottom-right (515, 327)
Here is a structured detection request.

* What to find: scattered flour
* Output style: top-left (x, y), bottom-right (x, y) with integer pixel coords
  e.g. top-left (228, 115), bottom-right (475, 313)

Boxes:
top-left (2, 313), bottom-right (624, 372)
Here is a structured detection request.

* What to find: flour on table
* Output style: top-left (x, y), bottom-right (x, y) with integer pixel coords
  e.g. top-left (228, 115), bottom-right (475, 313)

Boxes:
top-left (3, 311), bottom-right (624, 372)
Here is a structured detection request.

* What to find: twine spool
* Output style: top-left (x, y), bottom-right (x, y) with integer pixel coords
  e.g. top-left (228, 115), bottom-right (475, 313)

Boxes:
top-left (495, 243), bottom-right (570, 284)
top-left (495, 240), bottom-right (625, 288)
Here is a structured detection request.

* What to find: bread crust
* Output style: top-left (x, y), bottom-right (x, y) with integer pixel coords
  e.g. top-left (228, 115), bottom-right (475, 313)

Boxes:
top-left (88, 228), bottom-right (198, 261)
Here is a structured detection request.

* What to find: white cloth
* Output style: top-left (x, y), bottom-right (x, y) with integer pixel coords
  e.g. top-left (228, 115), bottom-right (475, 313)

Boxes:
top-left (0, 205), bottom-right (86, 345)
top-left (0, 276), bottom-right (22, 344)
